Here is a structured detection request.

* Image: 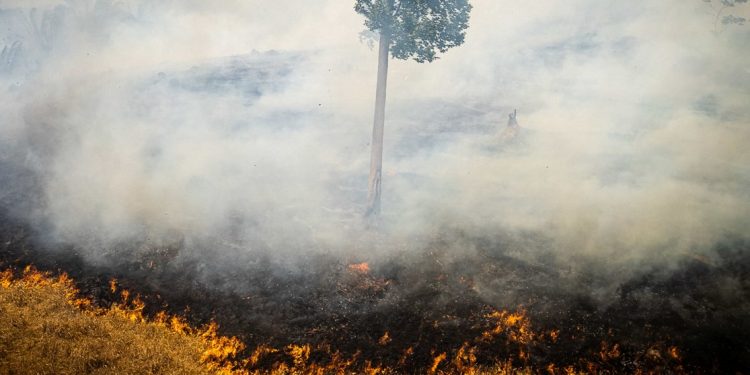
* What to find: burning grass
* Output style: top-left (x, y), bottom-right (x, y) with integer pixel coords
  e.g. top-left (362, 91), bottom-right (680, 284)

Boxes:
top-left (0, 265), bottom-right (691, 374)
top-left (0, 266), bottom-right (242, 375)
top-left (0, 265), bottom-right (526, 374)
top-left (0, 212), bottom-right (747, 374)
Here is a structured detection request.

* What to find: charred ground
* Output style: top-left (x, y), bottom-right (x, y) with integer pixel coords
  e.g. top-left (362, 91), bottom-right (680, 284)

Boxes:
top-left (1, 201), bottom-right (748, 373)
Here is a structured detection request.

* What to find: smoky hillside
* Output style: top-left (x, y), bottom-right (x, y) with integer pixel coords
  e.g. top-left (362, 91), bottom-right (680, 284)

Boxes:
top-left (1, 0), bottom-right (749, 373)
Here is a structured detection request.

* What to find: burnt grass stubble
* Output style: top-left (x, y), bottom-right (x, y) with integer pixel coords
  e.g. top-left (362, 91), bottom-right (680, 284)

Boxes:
top-left (0, 204), bottom-right (748, 373)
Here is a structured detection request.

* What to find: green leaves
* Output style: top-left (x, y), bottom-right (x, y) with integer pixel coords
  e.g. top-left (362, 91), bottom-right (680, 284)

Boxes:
top-left (355, 0), bottom-right (472, 63)
top-left (704, 0), bottom-right (748, 33)
top-left (722, 14), bottom-right (746, 25)
top-left (720, 0), bottom-right (749, 6)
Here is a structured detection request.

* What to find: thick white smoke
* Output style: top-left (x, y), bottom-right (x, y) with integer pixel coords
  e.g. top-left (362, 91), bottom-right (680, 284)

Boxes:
top-left (0, 0), bottom-right (748, 284)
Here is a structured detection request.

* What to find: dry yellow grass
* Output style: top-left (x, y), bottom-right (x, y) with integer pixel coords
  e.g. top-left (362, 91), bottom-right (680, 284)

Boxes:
top-left (0, 267), bottom-right (613, 375)
top-left (0, 267), bottom-right (241, 375)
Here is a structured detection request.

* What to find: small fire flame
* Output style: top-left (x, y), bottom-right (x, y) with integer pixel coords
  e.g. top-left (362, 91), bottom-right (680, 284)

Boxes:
top-left (348, 262), bottom-right (370, 273)
top-left (668, 346), bottom-right (681, 360)
top-left (599, 342), bottom-right (621, 361)
top-left (378, 331), bottom-right (391, 345)
top-left (429, 352), bottom-right (447, 374)
top-left (482, 309), bottom-right (534, 344)
top-left (452, 343), bottom-right (478, 374)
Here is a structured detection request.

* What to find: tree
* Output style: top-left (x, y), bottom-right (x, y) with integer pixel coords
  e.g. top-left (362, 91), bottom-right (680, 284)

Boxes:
top-left (355, 0), bottom-right (472, 217)
top-left (703, 0), bottom-right (748, 34)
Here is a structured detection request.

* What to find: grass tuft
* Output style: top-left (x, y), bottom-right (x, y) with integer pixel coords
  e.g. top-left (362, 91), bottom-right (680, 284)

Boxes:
top-left (0, 266), bottom-right (242, 375)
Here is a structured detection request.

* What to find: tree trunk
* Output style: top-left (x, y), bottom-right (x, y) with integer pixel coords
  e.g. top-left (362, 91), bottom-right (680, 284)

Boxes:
top-left (364, 30), bottom-right (390, 217)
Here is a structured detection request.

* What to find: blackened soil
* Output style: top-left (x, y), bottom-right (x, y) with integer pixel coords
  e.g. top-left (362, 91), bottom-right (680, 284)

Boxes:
top-left (1, 208), bottom-right (748, 374)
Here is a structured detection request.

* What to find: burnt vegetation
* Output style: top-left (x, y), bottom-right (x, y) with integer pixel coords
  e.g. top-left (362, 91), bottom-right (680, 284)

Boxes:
top-left (1, 203), bottom-right (748, 373)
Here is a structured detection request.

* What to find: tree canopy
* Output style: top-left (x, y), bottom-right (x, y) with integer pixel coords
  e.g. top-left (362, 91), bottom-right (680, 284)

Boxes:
top-left (703, 0), bottom-right (748, 32)
top-left (355, 0), bottom-right (472, 62)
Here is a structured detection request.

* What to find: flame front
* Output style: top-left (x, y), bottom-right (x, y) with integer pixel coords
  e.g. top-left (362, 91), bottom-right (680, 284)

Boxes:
top-left (0, 265), bottom-right (690, 374)
top-left (0, 266), bottom-right (243, 375)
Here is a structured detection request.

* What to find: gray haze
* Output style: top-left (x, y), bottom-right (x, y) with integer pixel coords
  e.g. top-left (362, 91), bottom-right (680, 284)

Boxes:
top-left (1, 1), bottom-right (749, 293)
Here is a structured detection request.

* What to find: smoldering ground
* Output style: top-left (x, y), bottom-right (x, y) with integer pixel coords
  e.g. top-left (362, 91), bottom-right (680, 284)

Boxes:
top-left (0, 0), bottom-right (749, 372)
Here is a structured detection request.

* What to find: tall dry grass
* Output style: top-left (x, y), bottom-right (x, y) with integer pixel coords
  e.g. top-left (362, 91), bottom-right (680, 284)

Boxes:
top-left (0, 267), bottom-right (242, 375)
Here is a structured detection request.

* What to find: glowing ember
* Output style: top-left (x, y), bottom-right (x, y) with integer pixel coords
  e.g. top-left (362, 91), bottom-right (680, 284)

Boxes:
top-left (668, 346), bottom-right (681, 360)
top-left (378, 331), bottom-right (392, 345)
top-left (348, 262), bottom-right (370, 273)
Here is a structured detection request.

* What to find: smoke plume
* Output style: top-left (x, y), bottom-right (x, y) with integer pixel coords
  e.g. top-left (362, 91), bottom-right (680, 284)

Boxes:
top-left (1, 0), bottom-right (748, 298)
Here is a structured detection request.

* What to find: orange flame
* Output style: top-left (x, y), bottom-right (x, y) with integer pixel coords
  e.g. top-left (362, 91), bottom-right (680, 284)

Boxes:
top-left (286, 343), bottom-right (311, 368)
top-left (429, 352), bottom-right (447, 374)
top-left (1, 266), bottom-right (244, 375)
top-left (668, 346), bottom-right (681, 360)
top-left (1, 269), bottom-right (13, 288)
top-left (378, 331), bottom-right (392, 345)
top-left (599, 342), bottom-right (621, 361)
top-left (483, 309), bottom-right (534, 344)
top-left (248, 344), bottom-right (278, 367)
top-left (452, 343), bottom-right (477, 374)
top-left (348, 262), bottom-right (370, 273)
top-left (398, 346), bottom-right (415, 367)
